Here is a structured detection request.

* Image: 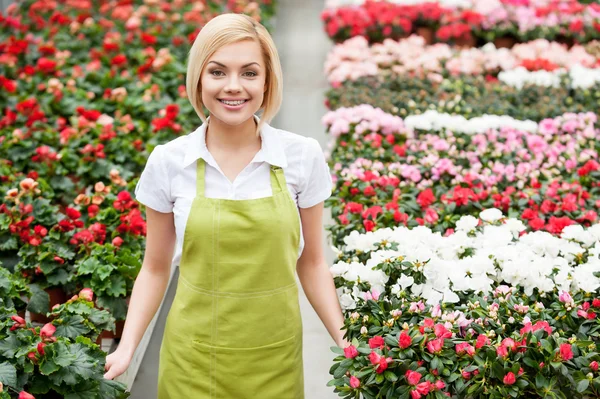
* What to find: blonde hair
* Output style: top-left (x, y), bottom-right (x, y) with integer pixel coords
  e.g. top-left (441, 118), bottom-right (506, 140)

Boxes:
top-left (186, 13), bottom-right (283, 136)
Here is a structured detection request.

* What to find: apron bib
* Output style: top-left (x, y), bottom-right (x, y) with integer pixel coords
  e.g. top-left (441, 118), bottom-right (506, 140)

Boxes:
top-left (157, 158), bottom-right (304, 398)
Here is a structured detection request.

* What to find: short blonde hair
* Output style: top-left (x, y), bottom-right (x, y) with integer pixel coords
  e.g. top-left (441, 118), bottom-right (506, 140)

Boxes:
top-left (186, 13), bottom-right (283, 136)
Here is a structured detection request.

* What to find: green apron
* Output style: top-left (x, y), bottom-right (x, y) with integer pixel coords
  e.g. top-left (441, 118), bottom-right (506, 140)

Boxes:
top-left (157, 158), bottom-right (304, 398)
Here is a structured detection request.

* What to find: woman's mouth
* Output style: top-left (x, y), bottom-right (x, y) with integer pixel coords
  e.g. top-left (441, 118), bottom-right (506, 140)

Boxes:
top-left (219, 99), bottom-right (248, 109)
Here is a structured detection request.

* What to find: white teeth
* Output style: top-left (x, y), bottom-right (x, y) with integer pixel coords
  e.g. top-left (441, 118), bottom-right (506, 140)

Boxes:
top-left (220, 100), bottom-right (246, 106)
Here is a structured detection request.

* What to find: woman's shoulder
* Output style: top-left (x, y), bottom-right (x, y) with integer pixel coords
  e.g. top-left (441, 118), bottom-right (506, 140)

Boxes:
top-left (148, 127), bottom-right (200, 175)
top-left (270, 126), bottom-right (324, 164)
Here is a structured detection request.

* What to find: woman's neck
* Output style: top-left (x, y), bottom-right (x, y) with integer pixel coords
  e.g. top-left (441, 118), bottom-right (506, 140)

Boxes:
top-left (205, 115), bottom-right (260, 152)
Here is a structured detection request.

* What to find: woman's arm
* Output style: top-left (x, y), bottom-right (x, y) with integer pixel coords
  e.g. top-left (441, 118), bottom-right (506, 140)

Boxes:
top-left (104, 208), bottom-right (176, 379)
top-left (296, 202), bottom-right (348, 348)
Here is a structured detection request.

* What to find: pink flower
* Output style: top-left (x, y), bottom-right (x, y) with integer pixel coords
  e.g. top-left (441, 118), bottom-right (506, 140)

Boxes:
top-left (349, 375), bottom-right (360, 388)
top-left (427, 338), bottom-right (444, 354)
top-left (496, 345), bottom-right (509, 359)
top-left (19, 392), bottom-right (35, 399)
top-left (462, 370), bottom-right (471, 380)
top-left (590, 361), bottom-right (599, 372)
top-left (455, 342), bottom-right (475, 356)
top-left (79, 288), bottom-right (94, 302)
top-left (434, 324), bottom-right (452, 339)
top-left (559, 291), bottom-right (573, 304)
top-left (40, 323), bottom-right (56, 342)
top-left (405, 370), bottom-right (422, 385)
top-left (475, 334), bottom-right (490, 349)
top-left (344, 345), bottom-right (358, 359)
top-left (503, 372), bottom-right (516, 385)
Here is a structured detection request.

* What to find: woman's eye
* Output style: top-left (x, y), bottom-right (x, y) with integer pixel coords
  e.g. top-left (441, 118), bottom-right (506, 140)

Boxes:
top-left (211, 70), bottom-right (224, 76)
top-left (244, 71), bottom-right (257, 77)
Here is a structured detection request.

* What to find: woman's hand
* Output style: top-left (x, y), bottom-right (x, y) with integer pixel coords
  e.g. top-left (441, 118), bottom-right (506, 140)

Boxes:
top-left (104, 348), bottom-right (133, 380)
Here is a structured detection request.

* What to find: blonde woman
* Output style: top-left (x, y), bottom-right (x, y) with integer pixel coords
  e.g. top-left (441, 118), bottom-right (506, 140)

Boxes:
top-left (103, 12), bottom-right (347, 398)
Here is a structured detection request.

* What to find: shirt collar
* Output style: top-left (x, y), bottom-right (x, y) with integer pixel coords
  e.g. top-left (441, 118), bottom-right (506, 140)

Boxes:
top-left (183, 114), bottom-right (288, 169)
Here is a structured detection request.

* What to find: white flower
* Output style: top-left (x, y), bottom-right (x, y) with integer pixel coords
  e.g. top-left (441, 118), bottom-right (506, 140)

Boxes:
top-left (456, 215), bottom-right (479, 232)
top-left (479, 208), bottom-right (503, 222)
top-left (397, 275), bottom-right (414, 289)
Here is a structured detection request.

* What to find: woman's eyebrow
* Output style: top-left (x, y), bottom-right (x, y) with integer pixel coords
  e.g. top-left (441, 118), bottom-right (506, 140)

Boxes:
top-left (208, 61), bottom-right (260, 68)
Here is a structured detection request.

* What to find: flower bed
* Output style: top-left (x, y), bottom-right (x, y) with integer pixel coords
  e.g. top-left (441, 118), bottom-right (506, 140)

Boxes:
top-left (328, 211), bottom-right (600, 398)
top-left (0, 0), bottom-right (277, 396)
top-left (325, 74), bottom-right (600, 121)
top-left (321, 0), bottom-right (600, 45)
top-left (323, 105), bottom-right (600, 246)
top-left (325, 36), bottom-right (600, 85)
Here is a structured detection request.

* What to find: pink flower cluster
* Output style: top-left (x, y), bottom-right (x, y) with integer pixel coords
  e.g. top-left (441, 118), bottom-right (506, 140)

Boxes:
top-left (325, 35), bottom-right (598, 84)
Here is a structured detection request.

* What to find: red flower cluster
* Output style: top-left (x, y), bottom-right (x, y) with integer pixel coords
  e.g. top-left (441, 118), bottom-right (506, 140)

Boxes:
top-left (151, 104), bottom-right (181, 133)
top-left (321, 1), bottom-right (483, 44)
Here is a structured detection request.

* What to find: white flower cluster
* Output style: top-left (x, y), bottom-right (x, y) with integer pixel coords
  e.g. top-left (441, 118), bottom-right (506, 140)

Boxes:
top-left (404, 110), bottom-right (538, 134)
top-left (331, 209), bottom-right (600, 310)
top-left (498, 65), bottom-right (600, 90)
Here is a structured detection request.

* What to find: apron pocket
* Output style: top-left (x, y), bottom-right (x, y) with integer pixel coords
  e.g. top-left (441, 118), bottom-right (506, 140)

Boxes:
top-left (192, 335), bottom-right (304, 399)
top-left (211, 288), bottom-right (294, 348)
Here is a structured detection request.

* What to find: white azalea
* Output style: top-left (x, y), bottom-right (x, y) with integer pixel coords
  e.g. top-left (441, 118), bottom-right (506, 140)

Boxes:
top-left (480, 208), bottom-right (503, 222)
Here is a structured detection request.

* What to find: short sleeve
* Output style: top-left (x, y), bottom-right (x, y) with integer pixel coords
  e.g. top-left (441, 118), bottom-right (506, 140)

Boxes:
top-left (134, 145), bottom-right (174, 213)
top-left (297, 138), bottom-right (334, 208)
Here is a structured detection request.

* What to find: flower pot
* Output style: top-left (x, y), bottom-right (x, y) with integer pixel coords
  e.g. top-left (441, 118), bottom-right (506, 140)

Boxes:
top-left (493, 36), bottom-right (516, 49)
top-left (96, 319), bottom-right (125, 344)
top-left (416, 26), bottom-right (435, 45)
top-left (30, 287), bottom-right (67, 324)
top-left (454, 35), bottom-right (476, 48)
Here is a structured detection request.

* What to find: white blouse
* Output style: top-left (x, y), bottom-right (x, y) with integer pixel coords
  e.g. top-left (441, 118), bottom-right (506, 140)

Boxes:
top-left (134, 116), bottom-right (334, 266)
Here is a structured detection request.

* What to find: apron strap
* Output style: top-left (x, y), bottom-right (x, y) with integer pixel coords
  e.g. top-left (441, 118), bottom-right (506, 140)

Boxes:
top-left (270, 165), bottom-right (285, 194)
top-left (195, 159), bottom-right (284, 198)
top-left (196, 158), bottom-right (206, 198)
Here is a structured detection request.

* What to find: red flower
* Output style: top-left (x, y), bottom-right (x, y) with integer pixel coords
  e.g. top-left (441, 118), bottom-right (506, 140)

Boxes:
top-left (559, 343), bottom-right (573, 361)
top-left (37, 342), bottom-right (46, 356)
top-left (399, 331), bottom-right (412, 349)
top-left (503, 372), bottom-right (516, 385)
top-left (416, 188), bottom-right (435, 208)
top-left (368, 336), bottom-right (385, 349)
top-left (19, 391), bottom-right (35, 399)
top-left (363, 219), bottom-right (375, 232)
top-left (349, 375), bottom-right (360, 388)
top-left (590, 361), bottom-right (599, 372)
top-left (111, 54), bottom-right (127, 66)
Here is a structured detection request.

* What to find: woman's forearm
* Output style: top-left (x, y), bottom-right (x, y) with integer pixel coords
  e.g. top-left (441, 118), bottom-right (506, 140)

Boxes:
top-left (116, 265), bottom-right (172, 359)
top-left (297, 261), bottom-right (347, 347)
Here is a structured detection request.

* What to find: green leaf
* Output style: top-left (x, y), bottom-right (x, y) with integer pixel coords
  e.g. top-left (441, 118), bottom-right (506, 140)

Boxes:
top-left (55, 315), bottom-right (92, 340)
top-left (0, 362), bottom-right (17, 388)
top-left (39, 358), bottom-right (60, 376)
top-left (384, 370), bottom-right (398, 382)
top-left (98, 379), bottom-right (130, 399)
top-left (576, 379), bottom-right (589, 393)
top-left (0, 336), bottom-right (20, 359)
top-left (28, 284), bottom-right (50, 314)
top-left (77, 258), bottom-right (101, 275)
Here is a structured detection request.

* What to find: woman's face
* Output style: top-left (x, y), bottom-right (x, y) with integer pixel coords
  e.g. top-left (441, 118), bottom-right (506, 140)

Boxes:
top-left (201, 39), bottom-right (267, 127)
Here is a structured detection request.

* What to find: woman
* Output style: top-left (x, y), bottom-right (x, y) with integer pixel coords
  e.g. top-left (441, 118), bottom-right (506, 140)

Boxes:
top-left (103, 12), bottom-right (347, 398)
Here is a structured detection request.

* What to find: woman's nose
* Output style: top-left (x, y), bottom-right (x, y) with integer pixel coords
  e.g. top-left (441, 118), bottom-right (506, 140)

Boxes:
top-left (224, 76), bottom-right (242, 92)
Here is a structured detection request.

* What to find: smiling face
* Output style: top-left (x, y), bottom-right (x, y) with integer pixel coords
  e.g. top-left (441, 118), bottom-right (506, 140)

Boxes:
top-left (201, 39), bottom-right (267, 127)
